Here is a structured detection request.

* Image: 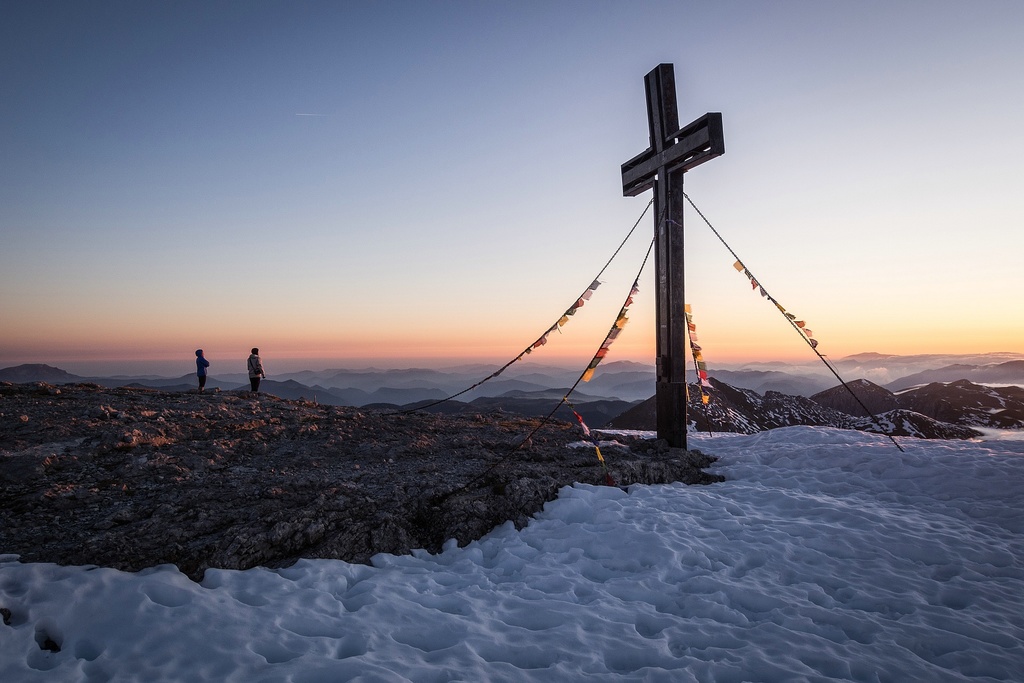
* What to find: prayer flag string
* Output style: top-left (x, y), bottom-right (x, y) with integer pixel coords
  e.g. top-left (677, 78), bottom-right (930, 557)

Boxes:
top-left (519, 279), bottom-right (603, 358)
top-left (580, 281), bottom-right (639, 382)
top-left (430, 226), bottom-right (659, 503)
top-left (731, 259), bottom-right (820, 350)
top-left (682, 192), bottom-right (904, 453)
top-left (566, 398), bottom-right (616, 486)
top-left (502, 231), bottom-right (657, 472)
top-left (684, 304), bottom-right (712, 405)
top-left (398, 199), bottom-right (653, 415)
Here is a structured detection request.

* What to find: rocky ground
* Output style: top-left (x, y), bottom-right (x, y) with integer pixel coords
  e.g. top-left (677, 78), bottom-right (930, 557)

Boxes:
top-left (0, 382), bottom-right (721, 581)
top-left (610, 377), bottom-right (987, 439)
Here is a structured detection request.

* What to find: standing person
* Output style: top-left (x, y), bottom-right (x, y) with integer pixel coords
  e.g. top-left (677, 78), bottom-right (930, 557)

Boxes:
top-left (247, 347), bottom-right (265, 394)
top-left (195, 349), bottom-right (210, 392)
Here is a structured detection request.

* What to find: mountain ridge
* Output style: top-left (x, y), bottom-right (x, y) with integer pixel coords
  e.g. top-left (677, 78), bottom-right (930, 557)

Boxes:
top-left (4, 353), bottom-right (1023, 438)
top-left (608, 378), bottom-right (987, 440)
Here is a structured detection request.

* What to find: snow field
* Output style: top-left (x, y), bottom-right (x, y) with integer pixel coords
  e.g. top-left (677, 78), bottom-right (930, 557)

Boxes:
top-left (2, 427), bottom-right (1022, 682)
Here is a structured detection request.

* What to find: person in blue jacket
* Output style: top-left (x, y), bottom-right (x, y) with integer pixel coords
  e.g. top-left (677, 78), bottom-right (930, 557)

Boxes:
top-left (195, 349), bottom-right (210, 392)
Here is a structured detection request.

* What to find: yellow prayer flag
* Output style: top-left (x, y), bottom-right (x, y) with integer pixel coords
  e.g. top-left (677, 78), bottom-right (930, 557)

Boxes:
top-left (594, 446), bottom-right (604, 463)
top-left (733, 261), bottom-right (744, 271)
top-left (581, 367), bottom-right (596, 382)
top-left (684, 304), bottom-right (692, 313)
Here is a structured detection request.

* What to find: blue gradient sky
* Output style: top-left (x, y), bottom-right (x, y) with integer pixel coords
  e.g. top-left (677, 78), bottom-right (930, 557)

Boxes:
top-left (2, 1), bottom-right (1022, 375)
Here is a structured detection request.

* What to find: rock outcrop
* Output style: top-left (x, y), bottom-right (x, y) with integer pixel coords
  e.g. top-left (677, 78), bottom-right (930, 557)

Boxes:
top-left (809, 379), bottom-right (901, 417)
top-left (0, 382), bottom-right (721, 581)
top-left (609, 377), bottom-right (988, 440)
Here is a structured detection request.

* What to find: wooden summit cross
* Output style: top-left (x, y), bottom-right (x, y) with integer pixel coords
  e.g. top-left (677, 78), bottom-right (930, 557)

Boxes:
top-left (621, 63), bottom-right (724, 449)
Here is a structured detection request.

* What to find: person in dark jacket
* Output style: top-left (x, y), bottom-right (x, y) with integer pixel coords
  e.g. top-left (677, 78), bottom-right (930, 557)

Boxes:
top-left (195, 349), bottom-right (210, 393)
top-left (247, 348), bottom-right (265, 394)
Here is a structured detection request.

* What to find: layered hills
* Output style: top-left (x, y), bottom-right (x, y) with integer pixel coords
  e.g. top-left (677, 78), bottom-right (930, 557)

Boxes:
top-left (3, 353), bottom-right (1023, 440)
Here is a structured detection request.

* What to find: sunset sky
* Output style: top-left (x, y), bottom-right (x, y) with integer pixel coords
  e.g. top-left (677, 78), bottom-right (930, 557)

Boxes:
top-left (2, 1), bottom-right (1022, 376)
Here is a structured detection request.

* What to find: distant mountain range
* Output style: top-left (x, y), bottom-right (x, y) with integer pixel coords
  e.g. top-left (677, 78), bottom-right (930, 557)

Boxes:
top-left (3, 352), bottom-right (1022, 439)
top-left (0, 364), bottom-right (80, 384)
top-left (884, 360), bottom-right (1024, 391)
top-left (0, 363), bottom-right (642, 431)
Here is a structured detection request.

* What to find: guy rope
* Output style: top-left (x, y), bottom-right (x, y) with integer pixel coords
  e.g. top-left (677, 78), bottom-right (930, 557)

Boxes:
top-left (682, 192), bottom-right (905, 452)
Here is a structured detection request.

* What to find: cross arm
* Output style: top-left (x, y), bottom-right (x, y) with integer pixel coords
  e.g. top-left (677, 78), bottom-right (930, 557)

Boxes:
top-left (621, 112), bottom-right (725, 197)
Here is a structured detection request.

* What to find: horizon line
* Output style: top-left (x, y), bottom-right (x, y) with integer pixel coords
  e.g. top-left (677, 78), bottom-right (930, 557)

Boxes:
top-left (3, 350), bottom-right (1022, 380)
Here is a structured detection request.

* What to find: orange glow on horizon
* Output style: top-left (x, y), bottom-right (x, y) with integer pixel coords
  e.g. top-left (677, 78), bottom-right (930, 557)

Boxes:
top-left (2, 299), bottom-right (1021, 371)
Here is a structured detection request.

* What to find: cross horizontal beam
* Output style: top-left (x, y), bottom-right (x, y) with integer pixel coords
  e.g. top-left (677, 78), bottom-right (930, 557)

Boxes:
top-left (621, 112), bottom-right (725, 197)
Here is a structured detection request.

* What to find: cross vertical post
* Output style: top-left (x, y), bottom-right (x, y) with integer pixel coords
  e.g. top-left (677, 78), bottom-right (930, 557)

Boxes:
top-left (621, 64), bottom-right (724, 449)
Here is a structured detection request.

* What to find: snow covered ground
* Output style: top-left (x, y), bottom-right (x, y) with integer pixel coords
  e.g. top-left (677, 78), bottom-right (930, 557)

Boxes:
top-left (2, 427), bottom-right (1022, 682)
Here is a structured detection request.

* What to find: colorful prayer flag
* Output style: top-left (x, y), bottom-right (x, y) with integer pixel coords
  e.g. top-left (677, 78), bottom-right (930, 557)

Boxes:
top-left (572, 409), bottom-right (591, 436)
